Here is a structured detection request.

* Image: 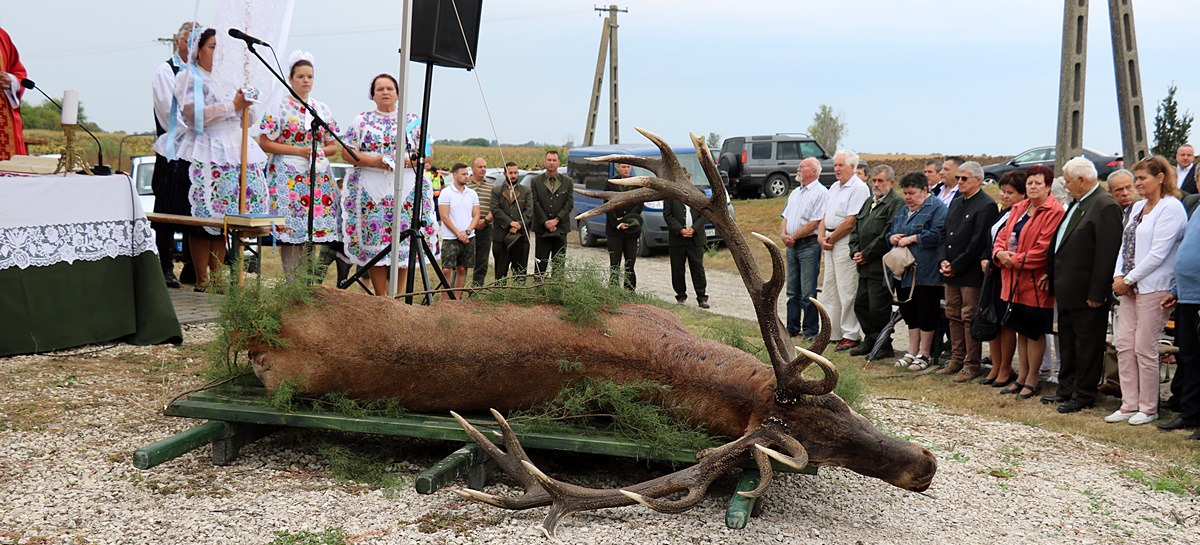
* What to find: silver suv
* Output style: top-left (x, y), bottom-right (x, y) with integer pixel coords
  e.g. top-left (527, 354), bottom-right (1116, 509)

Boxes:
top-left (718, 134), bottom-right (836, 198)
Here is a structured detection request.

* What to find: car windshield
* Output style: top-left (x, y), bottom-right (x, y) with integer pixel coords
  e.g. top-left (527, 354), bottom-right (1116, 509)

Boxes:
top-left (133, 161), bottom-right (154, 196)
top-left (629, 151), bottom-right (710, 188)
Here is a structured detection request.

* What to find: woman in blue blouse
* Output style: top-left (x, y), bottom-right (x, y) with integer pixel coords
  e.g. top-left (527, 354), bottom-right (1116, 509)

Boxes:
top-left (886, 171), bottom-right (948, 371)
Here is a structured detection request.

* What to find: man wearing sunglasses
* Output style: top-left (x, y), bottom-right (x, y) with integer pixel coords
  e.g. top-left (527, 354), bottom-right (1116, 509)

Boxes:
top-left (937, 161), bottom-right (998, 382)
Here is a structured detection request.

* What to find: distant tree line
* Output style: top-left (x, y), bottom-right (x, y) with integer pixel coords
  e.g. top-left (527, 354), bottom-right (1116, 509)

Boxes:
top-left (20, 99), bottom-right (103, 132)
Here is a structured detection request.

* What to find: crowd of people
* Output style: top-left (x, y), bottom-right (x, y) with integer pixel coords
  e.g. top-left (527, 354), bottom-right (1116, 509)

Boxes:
top-left (780, 146), bottom-right (1200, 441)
top-left (144, 22), bottom-right (1198, 440)
top-left (149, 22), bottom-right (580, 298)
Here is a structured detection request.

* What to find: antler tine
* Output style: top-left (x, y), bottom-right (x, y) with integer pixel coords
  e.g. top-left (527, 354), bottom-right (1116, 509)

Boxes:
top-left (573, 186), bottom-right (659, 221)
top-left (450, 411), bottom-right (552, 510)
top-left (748, 232), bottom-right (785, 300)
top-left (807, 297), bottom-right (832, 355)
top-left (785, 346), bottom-right (840, 396)
top-left (735, 447), bottom-right (776, 498)
top-left (690, 131), bottom-right (733, 211)
top-left (634, 127), bottom-right (690, 181)
top-left (586, 153), bottom-right (664, 175)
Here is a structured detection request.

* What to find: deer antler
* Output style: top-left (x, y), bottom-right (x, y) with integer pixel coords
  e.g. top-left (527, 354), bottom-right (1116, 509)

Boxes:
top-left (576, 127), bottom-right (836, 401)
top-left (453, 410), bottom-right (808, 540)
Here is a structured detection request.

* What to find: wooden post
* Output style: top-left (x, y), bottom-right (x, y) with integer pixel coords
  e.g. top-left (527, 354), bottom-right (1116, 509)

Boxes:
top-left (235, 112), bottom-right (251, 284)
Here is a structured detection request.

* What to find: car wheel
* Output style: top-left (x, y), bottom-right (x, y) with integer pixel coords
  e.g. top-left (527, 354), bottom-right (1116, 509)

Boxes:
top-left (762, 174), bottom-right (789, 198)
top-left (578, 220), bottom-right (599, 247)
top-left (983, 176), bottom-right (997, 185)
top-left (637, 231), bottom-right (652, 257)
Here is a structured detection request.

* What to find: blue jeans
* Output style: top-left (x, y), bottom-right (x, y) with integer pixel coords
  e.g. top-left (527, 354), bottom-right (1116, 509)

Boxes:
top-left (786, 239), bottom-right (821, 336)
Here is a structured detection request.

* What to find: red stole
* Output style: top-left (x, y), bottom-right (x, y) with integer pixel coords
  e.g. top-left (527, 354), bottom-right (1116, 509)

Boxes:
top-left (0, 27), bottom-right (27, 160)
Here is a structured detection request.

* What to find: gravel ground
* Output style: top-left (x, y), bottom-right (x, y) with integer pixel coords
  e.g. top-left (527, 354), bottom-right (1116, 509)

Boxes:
top-left (2, 249), bottom-right (1198, 544)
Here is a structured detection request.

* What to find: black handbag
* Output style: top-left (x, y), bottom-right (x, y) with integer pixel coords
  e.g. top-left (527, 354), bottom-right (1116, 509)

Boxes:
top-left (1001, 266), bottom-right (1045, 341)
top-left (971, 262), bottom-right (1003, 342)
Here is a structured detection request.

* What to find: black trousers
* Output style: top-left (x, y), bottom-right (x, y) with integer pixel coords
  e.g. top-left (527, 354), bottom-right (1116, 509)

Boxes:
top-left (668, 244), bottom-right (706, 301)
top-left (150, 156), bottom-right (193, 276)
top-left (1173, 303), bottom-right (1200, 421)
top-left (534, 235), bottom-right (567, 274)
top-left (472, 224), bottom-right (492, 286)
top-left (607, 231), bottom-right (638, 290)
top-left (493, 237), bottom-right (530, 280)
top-left (855, 274), bottom-right (891, 345)
top-left (1056, 304), bottom-right (1110, 405)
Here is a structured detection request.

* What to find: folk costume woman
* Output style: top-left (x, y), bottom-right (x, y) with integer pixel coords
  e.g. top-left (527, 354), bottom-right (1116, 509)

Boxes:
top-left (340, 73), bottom-right (438, 296)
top-left (258, 50), bottom-right (340, 278)
top-left (153, 27), bottom-right (269, 291)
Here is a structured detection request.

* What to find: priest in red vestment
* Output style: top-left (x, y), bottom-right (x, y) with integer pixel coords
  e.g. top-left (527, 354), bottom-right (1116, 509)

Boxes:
top-left (0, 26), bottom-right (27, 161)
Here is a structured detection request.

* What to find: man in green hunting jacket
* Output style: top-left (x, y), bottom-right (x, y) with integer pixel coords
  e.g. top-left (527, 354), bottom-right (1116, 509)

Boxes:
top-left (849, 165), bottom-right (904, 359)
top-left (530, 150), bottom-right (574, 275)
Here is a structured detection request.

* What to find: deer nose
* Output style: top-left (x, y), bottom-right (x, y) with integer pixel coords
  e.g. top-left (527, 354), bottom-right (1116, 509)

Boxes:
top-left (905, 448), bottom-right (938, 492)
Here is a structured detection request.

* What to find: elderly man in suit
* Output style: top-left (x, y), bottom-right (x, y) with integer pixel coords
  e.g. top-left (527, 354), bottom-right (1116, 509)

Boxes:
top-left (937, 161), bottom-right (998, 382)
top-left (849, 165), bottom-right (903, 359)
top-left (663, 197), bottom-right (709, 308)
top-left (1040, 156), bottom-right (1124, 413)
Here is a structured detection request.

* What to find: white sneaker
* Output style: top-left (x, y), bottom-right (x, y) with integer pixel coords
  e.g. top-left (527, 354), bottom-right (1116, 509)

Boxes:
top-left (1128, 412), bottom-right (1158, 426)
top-left (1104, 410), bottom-right (1134, 423)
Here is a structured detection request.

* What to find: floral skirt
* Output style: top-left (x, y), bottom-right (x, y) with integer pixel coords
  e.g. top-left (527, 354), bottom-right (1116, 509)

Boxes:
top-left (188, 160), bottom-right (269, 236)
top-left (340, 166), bottom-right (439, 267)
top-left (266, 157), bottom-right (340, 243)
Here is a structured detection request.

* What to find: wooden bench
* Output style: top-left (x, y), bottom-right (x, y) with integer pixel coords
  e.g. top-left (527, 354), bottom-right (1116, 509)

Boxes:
top-left (145, 212), bottom-right (274, 238)
top-left (135, 377), bottom-right (815, 529)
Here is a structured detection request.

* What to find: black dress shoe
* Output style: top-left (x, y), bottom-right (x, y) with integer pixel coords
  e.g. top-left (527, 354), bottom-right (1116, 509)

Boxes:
top-left (992, 376), bottom-right (1017, 388)
top-left (163, 271), bottom-right (181, 289)
top-left (1056, 399), bottom-right (1094, 413)
top-left (1041, 393), bottom-right (1070, 404)
top-left (1157, 417), bottom-right (1200, 431)
top-left (978, 376), bottom-right (996, 385)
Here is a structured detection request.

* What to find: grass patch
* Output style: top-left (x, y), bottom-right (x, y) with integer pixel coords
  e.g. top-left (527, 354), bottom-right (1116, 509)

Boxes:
top-left (318, 442), bottom-right (408, 492)
top-left (267, 527), bottom-right (347, 545)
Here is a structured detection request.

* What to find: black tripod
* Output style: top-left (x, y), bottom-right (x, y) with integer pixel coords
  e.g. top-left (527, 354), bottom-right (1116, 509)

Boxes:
top-left (337, 63), bottom-right (453, 305)
top-left (245, 43), bottom-right (359, 281)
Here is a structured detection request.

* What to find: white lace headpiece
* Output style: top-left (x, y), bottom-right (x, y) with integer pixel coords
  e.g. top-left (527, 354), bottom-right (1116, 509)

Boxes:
top-left (287, 49), bottom-right (315, 74)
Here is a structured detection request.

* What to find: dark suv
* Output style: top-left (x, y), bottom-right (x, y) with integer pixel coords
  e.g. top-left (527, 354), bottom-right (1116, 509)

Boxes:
top-left (718, 134), bottom-right (836, 198)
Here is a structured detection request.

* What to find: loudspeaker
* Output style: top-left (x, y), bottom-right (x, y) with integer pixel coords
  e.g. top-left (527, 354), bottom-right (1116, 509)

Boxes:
top-left (411, 0), bottom-right (482, 70)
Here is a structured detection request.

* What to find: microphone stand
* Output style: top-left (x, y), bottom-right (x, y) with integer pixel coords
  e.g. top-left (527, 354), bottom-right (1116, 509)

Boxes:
top-left (24, 81), bottom-right (110, 175)
top-left (243, 42), bottom-right (359, 284)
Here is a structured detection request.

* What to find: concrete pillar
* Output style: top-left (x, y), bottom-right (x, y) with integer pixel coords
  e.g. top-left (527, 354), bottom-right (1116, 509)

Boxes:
top-left (1109, 0), bottom-right (1149, 165)
top-left (1056, 0), bottom-right (1089, 176)
top-left (608, 8), bottom-right (620, 144)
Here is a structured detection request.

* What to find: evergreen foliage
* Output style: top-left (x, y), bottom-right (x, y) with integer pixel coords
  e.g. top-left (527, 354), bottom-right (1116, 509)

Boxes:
top-left (508, 377), bottom-right (722, 457)
top-left (1152, 84), bottom-right (1194, 162)
top-left (472, 258), bottom-right (654, 328)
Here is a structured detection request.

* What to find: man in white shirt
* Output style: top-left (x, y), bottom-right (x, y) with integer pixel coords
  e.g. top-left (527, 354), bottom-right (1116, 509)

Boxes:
top-left (438, 163), bottom-right (481, 298)
top-left (150, 21), bottom-right (198, 289)
top-left (1177, 144), bottom-right (1196, 194)
top-left (818, 149), bottom-right (871, 350)
top-left (935, 156), bottom-right (965, 207)
top-left (780, 157), bottom-right (828, 338)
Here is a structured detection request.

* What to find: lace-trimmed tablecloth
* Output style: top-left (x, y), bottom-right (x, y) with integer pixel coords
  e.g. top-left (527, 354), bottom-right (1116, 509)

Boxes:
top-left (0, 173), bottom-right (157, 270)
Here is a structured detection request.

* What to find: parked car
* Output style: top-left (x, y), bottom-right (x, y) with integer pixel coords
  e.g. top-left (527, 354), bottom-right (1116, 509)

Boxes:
top-left (982, 146), bottom-right (1123, 184)
top-left (484, 166), bottom-right (528, 185)
top-left (566, 144), bottom-right (733, 256)
top-left (717, 133), bottom-right (836, 198)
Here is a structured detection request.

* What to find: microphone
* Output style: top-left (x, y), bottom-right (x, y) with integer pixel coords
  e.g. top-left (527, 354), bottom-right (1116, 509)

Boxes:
top-left (22, 78), bottom-right (110, 175)
top-left (228, 28), bottom-right (269, 47)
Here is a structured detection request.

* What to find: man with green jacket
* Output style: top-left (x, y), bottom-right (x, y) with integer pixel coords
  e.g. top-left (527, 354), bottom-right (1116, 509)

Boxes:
top-left (849, 165), bottom-right (904, 359)
top-left (530, 150), bottom-right (574, 274)
top-left (606, 163), bottom-right (643, 290)
top-left (491, 162), bottom-right (533, 279)
top-left (663, 198), bottom-right (709, 308)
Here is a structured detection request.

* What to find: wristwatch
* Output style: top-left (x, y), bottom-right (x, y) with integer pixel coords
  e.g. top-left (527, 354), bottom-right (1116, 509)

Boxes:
top-left (1123, 277), bottom-right (1134, 286)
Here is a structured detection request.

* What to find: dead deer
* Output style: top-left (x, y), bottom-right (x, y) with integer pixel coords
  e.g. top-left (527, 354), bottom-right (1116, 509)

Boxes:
top-left (245, 129), bottom-right (936, 540)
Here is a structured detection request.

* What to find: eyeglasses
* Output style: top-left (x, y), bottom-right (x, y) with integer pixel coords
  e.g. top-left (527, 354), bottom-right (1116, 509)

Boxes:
top-left (954, 175), bottom-right (972, 181)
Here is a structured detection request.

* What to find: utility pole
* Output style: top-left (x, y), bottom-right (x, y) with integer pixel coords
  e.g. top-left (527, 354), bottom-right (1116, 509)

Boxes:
top-left (1054, 0), bottom-right (1149, 175)
top-left (583, 5), bottom-right (626, 146)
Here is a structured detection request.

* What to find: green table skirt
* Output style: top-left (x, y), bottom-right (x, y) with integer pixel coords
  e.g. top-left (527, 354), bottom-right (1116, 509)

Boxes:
top-left (0, 252), bottom-right (183, 356)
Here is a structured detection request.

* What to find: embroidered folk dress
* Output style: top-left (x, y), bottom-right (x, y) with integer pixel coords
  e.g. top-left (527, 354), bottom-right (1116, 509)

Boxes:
top-left (340, 110), bottom-right (438, 266)
top-left (152, 66), bottom-right (269, 235)
top-left (259, 97), bottom-right (340, 243)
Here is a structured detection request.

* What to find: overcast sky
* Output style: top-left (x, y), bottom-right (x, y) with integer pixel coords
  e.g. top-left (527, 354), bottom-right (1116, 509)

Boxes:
top-left (2, 0), bottom-right (1195, 155)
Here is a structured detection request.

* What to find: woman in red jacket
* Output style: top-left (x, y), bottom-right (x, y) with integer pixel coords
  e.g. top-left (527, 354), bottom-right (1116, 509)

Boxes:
top-left (991, 165), bottom-right (1066, 398)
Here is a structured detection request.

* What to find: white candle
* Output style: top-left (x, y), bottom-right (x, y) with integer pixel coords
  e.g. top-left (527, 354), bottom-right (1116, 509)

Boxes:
top-left (61, 90), bottom-right (79, 125)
